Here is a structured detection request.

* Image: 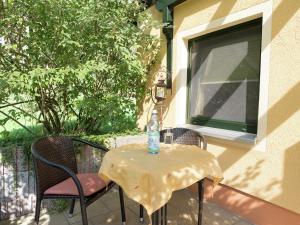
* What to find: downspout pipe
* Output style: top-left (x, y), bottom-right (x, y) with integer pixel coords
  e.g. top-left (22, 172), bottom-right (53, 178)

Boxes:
top-left (156, 0), bottom-right (186, 89)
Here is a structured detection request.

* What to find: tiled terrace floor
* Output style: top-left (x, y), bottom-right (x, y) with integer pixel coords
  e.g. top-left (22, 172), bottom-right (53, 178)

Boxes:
top-left (1, 188), bottom-right (254, 225)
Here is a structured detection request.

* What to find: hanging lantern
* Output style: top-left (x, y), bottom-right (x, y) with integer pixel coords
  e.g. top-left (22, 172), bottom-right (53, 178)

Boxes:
top-left (154, 78), bottom-right (167, 102)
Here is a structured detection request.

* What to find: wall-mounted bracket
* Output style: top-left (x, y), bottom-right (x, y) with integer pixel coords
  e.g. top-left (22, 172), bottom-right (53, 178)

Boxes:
top-left (155, 0), bottom-right (186, 89)
top-left (162, 7), bottom-right (173, 88)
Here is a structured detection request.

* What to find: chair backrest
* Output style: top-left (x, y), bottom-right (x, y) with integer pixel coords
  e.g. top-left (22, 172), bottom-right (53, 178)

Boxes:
top-left (31, 136), bottom-right (78, 195)
top-left (160, 127), bottom-right (207, 150)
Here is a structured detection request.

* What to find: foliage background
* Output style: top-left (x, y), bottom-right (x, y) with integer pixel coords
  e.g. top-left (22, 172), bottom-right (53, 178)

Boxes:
top-left (0, 0), bottom-right (159, 137)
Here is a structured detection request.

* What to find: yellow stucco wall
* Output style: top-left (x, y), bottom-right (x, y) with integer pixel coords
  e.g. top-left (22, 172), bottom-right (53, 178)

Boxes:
top-left (138, 0), bottom-right (300, 215)
top-left (137, 6), bottom-right (168, 130)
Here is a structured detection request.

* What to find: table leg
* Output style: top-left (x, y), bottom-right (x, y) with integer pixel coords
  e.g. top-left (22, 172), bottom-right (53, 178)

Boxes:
top-left (164, 204), bottom-right (167, 225)
top-left (198, 179), bottom-right (204, 225)
top-left (160, 207), bottom-right (164, 225)
top-left (155, 210), bottom-right (159, 225)
top-left (151, 205), bottom-right (168, 225)
top-left (151, 213), bottom-right (155, 225)
top-left (118, 186), bottom-right (126, 225)
top-left (139, 205), bottom-right (144, 222)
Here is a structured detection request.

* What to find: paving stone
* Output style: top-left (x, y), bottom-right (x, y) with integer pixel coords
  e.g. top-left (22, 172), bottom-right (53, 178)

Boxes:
top-left (207, 201), bottom-right (255, 225)
top-left (1, 189), bottom-right (255, 225)
top-left (166, 190), bottom-right (253, 225)
top-left (126, 201), bottom-right (141, 216)
top-left (100, 187), bottom-right (136, 211)
top-left (65, 199), bottom-right (110, 224)
top-left (233, 220), bottom-right (255, 225)
top-left (90, 209), bottom-right (140, 225)
top-left (0, 209), bottom-right (68, 225)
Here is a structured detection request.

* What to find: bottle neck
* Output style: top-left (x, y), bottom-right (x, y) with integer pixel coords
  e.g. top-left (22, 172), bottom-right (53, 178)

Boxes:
top-left (151, 114), bottom-right (158, 120)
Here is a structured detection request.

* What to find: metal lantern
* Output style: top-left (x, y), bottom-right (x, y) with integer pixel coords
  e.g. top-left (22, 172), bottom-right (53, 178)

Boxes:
top-left (154, 78), bottom-right (167, 102)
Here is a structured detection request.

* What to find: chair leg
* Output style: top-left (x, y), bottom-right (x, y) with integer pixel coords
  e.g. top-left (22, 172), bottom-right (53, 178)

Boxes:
top-left (155, 210), bottom-right (159, 225)
top-left (79, 196), bottom-right (88, 225)
top-left (164, 204), bottom-right (167, 225)
top-left (139, 204), bottom-right (144, 222)
top-left (34, 196), bottom-right (42, 225)
top-left (119, 186), bottom-right (126, 225)
top-left (151, 213), bottom-right (155, 225)
top-left (68, 199), bottom-right (76, 217)
top-left (161, 207), bottom-right (164, 225)
top-left (198, 179), bottom-right (204, 225)
top-left (151, 210), bottom-right (159, 225)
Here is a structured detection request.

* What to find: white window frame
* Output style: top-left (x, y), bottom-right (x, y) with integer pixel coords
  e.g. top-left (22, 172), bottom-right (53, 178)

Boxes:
top-left (174, 0), bottom-right (272, 151)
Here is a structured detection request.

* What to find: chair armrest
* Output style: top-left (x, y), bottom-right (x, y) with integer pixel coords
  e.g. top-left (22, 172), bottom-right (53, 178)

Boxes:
top-left (31, 149), bottom-right (85, 197)
top-left (72, 137), bottom-right (109, 153)
top-left (197, 133), bottom-right (207, 150)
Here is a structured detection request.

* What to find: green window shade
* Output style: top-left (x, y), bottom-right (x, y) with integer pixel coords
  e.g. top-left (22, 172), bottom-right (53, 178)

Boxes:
top-left (187, 19), bottom-right (262, 134)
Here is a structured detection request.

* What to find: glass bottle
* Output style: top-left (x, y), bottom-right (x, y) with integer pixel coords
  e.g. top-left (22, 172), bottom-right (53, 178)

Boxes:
top-left (164, 127), bottom-right (173, 144)
top-left (147, 110), bottom-right (160, 154)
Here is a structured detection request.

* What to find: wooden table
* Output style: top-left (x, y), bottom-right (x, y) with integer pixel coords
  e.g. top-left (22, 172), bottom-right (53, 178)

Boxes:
top-left (99, 143), bottom-right (223, 225)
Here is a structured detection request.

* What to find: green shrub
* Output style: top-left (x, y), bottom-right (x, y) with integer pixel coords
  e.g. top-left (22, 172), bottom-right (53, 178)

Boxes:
top-left (0, 0), bottom-right (159, 134)
top-left (0, 123), bottom-right (143, 164)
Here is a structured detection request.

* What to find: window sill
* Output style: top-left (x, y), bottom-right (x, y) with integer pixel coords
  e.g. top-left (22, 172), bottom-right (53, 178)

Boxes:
top-left (182, 124), bottom-right (257, 144)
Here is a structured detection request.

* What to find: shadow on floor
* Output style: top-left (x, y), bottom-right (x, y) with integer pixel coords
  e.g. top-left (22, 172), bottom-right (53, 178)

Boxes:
top-left (0, 188), bottom-right (254, 225)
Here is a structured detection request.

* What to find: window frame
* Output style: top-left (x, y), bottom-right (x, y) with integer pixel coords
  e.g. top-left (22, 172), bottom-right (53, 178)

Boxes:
top-left (186, 18), bottom-right (263, 134)
top-left (173, 0), bottom-right (272, 150)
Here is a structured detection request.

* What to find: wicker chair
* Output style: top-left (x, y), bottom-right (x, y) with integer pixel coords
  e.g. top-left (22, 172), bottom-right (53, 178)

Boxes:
top-left (139, 128), bottom-right (207, 225)
top-left (31, 136), bottom-right (126, 225)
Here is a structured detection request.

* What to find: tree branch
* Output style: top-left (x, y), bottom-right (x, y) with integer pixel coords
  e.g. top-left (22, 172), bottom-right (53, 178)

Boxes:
top-left (0, 110), bottom-right (34, 134)
top-left (0, 100), bottom-right (34, 109)
top-left (0, 0), bottom-right (5, 19)
top-left (3, 100), bottom-right (41, 122)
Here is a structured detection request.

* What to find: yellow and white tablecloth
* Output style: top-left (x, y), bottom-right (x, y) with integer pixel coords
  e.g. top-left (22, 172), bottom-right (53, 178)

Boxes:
top-left (98, 143), bottom-right (223, 216)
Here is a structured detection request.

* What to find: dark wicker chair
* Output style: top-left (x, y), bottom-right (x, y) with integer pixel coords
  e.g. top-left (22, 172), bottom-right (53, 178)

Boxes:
top-left (31, 136), bottom-right (126, 225)
top-left (139, 128), bottom-right (207, 225)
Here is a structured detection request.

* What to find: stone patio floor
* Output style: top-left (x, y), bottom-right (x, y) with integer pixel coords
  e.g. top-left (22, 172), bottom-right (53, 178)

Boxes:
top-left (1, 188), bottom-right (254, 225)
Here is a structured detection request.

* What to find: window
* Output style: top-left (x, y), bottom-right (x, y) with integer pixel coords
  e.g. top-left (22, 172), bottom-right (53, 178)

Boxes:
top-left (187, 18), bottom-right (262, 134)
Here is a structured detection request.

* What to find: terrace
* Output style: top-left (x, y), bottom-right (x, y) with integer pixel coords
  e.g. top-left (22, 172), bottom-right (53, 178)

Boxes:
top-left (1, 0), bottom-right (300, 225)
top-left (2, 187), bottom-right (253, 225)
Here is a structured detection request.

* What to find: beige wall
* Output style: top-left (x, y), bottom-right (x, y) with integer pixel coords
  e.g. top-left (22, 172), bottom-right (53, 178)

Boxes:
top-left (138, 0), bottom-right (300, 215)
top-left (137, 6), bottom-right (170, 130)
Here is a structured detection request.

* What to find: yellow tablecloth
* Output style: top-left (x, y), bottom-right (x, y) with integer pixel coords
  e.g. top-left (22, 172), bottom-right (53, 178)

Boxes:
top-left (98, 143), bottom-right (223, 216)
